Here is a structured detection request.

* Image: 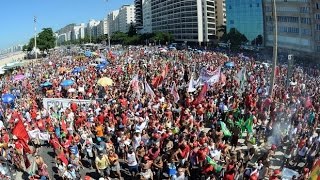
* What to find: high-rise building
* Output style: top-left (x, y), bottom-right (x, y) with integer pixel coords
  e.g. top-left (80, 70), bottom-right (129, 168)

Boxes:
top-left (107, 10), bottom-right (120, 35)
top-left (151, 0), bottom-right (225, 45)
top-left (86, 19), bottom-right (101, 38)
top-left (135, 0), bottom-right (143, 31)
top-left (118, 5), bottom-right (136, 33)
top-left (103, 17), bottom-right (109, 35)
top-left (215, 0), bottom-right (227, 38)
top-left (226, 0), bottom-right (263, 42)
top-left (264, 0), bottom-right (320, 56)
top-left (72, 23), bottom-right (85, 40)
top-left (142, 0), bottom-right (152, 33)
top-left (134, 0), bottom-right (152, 34)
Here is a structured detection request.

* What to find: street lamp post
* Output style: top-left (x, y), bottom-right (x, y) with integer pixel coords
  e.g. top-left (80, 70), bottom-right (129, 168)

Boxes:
top-left (269, 0), bottom-right (278, 97)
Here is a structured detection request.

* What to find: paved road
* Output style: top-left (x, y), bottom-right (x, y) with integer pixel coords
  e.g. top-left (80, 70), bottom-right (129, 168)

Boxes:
top-left (13, 136), bottom-right (305, 180)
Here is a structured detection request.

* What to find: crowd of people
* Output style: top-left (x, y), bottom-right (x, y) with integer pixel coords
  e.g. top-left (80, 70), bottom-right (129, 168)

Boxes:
top-left (0, 45), bottom-right (319, 180)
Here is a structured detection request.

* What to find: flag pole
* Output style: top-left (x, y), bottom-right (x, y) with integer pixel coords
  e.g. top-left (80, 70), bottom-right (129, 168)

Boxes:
top-left (34, 16), bottom-right (37, 60)
top-left (269, 0), bottom-right (278, 97)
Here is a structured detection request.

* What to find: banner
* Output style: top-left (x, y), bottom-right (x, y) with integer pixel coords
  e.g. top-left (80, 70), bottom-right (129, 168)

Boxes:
top-left (43, 98), bottom-right (92, 111)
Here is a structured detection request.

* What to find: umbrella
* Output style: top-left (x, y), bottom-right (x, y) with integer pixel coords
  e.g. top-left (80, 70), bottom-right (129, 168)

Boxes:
top-left (41, 82), bottom-right (52, 87)
top-left (60, 80), bottom-right (74, 87)
top-left (100, 59), bottom-right (109, 65)
top-left (97, 77), bottom-right (113, 86)
top-left (72, 67), bottom-right (85, 74)
top-left (96, 64), bottom-right (106, 69)
top-left (85, 51), bottom-right (92, 57)
top-left (225, 61), bottom-right (235, 68)
top-left (2, 94), bottom-right (15, 103)
top-left (13, 74), bottom-right (25, 81)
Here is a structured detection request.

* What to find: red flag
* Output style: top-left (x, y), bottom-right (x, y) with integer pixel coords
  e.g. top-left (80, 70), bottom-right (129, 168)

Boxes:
top-left (192, 83), bottom-right (208, 105)
top-left (12, 120), bottom-right (29, 143)
top-left (152, 75), bottom-right (163, 88)
top-left (161, 64), bottom-right (170, 78)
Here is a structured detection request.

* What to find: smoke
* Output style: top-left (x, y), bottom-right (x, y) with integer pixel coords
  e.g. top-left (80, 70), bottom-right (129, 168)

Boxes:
top-left (267, 118), bottom-right (291, 147)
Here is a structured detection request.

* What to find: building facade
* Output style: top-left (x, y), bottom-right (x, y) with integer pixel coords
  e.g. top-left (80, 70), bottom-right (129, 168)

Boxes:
top-left (151, 0), bottom-right (225, 45)
top-left (135, 0), bottom-right (143, 32)
top-left (142, 0), bottom-right (152, 33)
top-left (72, 23), bottom-right (85, 40)
top-left (264, 0), bottom-right (320, 55)
top-left (107, 10), bottom-right (120, 35)
top-left (118, 5), bottom-right (136, 33)
top-left (226, 0), bottom-right (264, 42)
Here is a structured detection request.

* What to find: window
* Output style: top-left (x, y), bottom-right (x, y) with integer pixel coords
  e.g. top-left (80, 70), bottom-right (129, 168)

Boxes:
top-left (229, 5), bottom-right (232, 9)
top-left (316, 3), bottom-right (319, 9)
top-left (316, 14), bottom-right (320, 19)
top-left (317, 46), bottom-right (320, 51)
top-left (300, 7), bottom-right (310, 13)
top-left (257, 3), bottom-right (260, 7)
top-left (301, 18), bottom-right (311, 24)
top-left (316, 24), bottom-right (320, 31)
top-left (249, 4), bottom-right (252, 7)
top-left (230, 20), bottom-right (234, 24)
top-left (301, 29), bottom-right (311, 35)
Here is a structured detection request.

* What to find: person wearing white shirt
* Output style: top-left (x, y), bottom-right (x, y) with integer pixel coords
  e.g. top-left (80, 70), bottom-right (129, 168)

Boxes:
top-left (126, 148), bottom-right (138, 178)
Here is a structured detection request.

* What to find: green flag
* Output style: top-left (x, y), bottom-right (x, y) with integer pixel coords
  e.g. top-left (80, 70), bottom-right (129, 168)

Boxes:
top-left (206, 156), bottom-right (223, 173)
top-left (220, 121), bottom-right (232, 137)
top-left (244, 116), bottom-right (253, 134)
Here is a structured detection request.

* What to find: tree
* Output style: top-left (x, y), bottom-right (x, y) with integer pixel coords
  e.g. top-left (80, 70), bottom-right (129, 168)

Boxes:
top-left (220, 28), bottom-right (248, 50)
top-left (251, 35), bottom-right (263, 46)
top-left (127, 23), bottom-right (137, 37)
top-left (37, 28), bottom-right (56, 51)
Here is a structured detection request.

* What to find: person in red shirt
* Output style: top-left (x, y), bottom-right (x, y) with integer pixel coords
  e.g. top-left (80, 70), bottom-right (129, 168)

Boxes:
top-left (197, 145), bottom-right (209, 167)
top-left (70, 101), bottom-right (78, 112)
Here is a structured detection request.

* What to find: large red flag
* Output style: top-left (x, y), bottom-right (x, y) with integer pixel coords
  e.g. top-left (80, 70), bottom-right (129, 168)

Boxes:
top-left (161, 63), bottom-right (170, 78)
top-left (192, 83), bottom-right (208, 106)
top-left (12, 120), bottom-right (29, 143)
top-left (152, 75), bottom-right (164, 88)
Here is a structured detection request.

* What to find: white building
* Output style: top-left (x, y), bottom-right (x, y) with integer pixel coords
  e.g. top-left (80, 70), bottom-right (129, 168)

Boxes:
top-left (103, 17), bottom-right (109, 35)
top-left (151, 0), bottom-right (226, 45)
top-left (86, 19), bottom-right (101, 38)
top-left (118, 5), bottom-right (136, 33)
top-left (107, 10), bottom-right (120, 35)
top-left (72, 23), bottom-right (85, 40)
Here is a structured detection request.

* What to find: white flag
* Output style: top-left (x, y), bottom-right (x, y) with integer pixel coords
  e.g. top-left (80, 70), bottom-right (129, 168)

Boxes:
top-left (207, 67), bottom-right (221, 85)
top-left (144, 81), bottom-right (155, 98)
top-left (187, 75), bottom-right (197, 92)
top-left (234, 67), bottom-right (247, 91)
top-left (171, 82), bottom-right (180, 103)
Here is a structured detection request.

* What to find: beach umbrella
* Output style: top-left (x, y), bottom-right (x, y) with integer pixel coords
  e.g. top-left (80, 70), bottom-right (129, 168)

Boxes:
top-left (225, 61), bottom-right (235, 68)
top-left (2, 94), bottom-right (15, 104)
top-left (41, 82), bottom-right (52, 87)
top-left (13, 74), bottom-right (25, 81)
top-left (97, 77), bottom-right (113, 86)
top-left (60, 80), bottom-right (74, 87)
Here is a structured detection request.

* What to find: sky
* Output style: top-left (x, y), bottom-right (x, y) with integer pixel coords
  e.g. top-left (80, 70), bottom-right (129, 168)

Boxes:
top-left (0, 0), bottom-right (133, 50)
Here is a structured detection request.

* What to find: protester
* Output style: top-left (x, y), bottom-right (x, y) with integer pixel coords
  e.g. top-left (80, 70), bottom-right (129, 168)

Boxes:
top-left (0, 46), bottom-right (318, 180)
